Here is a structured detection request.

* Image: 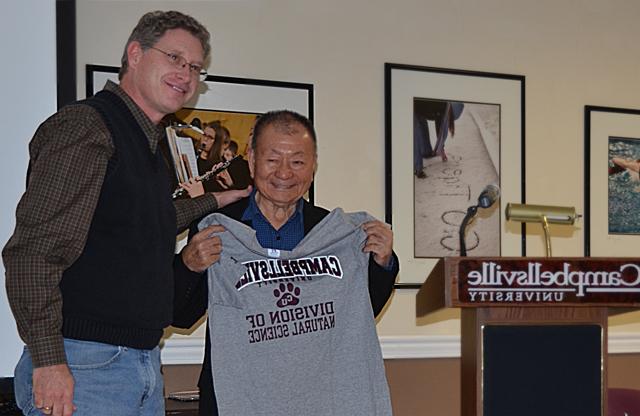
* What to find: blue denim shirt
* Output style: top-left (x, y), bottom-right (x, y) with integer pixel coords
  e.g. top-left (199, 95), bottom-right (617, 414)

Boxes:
top-left (241, 190), bottom-right (304, 251)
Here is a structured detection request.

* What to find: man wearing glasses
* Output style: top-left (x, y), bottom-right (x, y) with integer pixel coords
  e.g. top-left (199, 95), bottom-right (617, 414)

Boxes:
top-left (3, 10), bottom-right (247, 416)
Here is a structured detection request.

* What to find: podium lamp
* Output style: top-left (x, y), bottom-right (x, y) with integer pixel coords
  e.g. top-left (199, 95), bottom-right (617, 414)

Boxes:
top-left (505, 203), bottom-right (579, 257)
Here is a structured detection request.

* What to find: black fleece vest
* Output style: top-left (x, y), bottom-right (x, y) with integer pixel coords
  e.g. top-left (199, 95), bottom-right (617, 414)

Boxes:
top-left (60, 90), bottom-right (176, 349)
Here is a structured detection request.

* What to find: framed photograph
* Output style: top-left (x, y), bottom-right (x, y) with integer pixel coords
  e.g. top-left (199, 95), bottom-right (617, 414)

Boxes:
top-left (385, 64), bottom-right (525, 286)
top-left (584, 105), bottom-right (640, 256)
top-left (86, 64), bottom-right (315, 201)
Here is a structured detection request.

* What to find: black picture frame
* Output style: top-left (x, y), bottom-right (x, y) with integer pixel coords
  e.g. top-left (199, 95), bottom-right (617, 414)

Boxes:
top-left (385, 63), bottom-right (526, 287)
top-left (86, 64), bottom-right (315, 202)
top-left (56, 0), bottom-right (76, 108)
top-left (584, 105), bottom-right (640, 256)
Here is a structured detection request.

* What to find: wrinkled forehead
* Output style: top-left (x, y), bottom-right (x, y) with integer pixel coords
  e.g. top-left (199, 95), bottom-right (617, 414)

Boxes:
top-left (257, 121), bottom-right (317, 154)
top-left (271, 121), bottom-right (306, 136)
top-left (261, 133), bottom-right (315, 155)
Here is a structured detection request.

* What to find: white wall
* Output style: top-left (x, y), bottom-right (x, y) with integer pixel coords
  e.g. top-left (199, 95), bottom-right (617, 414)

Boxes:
top-left (0, 1), bottom-right (57, 376)
top-left (76, 0), bottom-right (640, 254)
top-left (69, 0), bottom-right (640, 362)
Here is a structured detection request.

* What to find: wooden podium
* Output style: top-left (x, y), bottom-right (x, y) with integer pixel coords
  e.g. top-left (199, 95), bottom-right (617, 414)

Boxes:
top-left (416, 257), bottom-right (640, 416)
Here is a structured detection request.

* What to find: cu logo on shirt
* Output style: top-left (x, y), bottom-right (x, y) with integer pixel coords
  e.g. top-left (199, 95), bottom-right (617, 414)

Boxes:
top-left (273, 283), bottom-right (301, 307)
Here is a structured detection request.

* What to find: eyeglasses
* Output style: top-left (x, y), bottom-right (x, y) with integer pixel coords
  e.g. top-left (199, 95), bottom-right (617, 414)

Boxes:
top-left (149, 46), bottom-right (208, 81)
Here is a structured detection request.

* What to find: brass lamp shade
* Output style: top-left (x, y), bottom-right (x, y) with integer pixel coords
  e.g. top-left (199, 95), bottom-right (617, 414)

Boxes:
top-left (505, 203), bottom-right (577, 225)
top-left (505, 203), bottom-right (579, 257)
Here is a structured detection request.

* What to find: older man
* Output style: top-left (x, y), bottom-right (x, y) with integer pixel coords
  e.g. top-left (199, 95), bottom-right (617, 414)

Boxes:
top-left (173, 110), bottom-right (398, 415)
top-left (3, 10), bottom-right (247, 416)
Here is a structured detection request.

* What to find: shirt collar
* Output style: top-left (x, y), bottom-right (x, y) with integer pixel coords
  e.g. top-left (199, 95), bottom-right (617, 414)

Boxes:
top-left (104, 80), bottom-right (165, 153)
top-left (242, 189), bottom-right (304, 225)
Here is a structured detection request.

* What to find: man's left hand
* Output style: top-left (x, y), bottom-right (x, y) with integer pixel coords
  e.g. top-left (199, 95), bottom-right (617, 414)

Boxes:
top-left (212, 186), bottom-right (252, 209)
top-left (362, 220), bottom-right (393, 268)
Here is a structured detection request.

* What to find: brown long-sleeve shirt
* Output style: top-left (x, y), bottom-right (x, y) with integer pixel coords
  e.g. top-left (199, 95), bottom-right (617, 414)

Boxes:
top-left (3, 81), bottom-right (217, 368)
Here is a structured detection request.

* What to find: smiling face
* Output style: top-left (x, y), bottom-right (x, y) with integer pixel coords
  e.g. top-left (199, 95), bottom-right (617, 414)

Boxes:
top-left (120, 28), bottom-right (204, 123)
top-left (249, 122), bottom-right (317, 214)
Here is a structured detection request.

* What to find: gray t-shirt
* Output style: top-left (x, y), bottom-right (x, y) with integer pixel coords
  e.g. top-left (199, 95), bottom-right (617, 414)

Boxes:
top-left (199, 208), bottom-right (392, 416)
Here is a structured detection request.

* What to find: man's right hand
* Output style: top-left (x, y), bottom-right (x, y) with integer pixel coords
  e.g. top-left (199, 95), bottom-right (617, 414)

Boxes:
top-left (182, 224), bottom-right (225, 273)
top-left (33, 364), bottom-right (76, 416)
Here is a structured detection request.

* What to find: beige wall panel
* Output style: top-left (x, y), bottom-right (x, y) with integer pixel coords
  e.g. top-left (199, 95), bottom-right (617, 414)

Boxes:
top-left (77, 0), bottom-right (640, 343)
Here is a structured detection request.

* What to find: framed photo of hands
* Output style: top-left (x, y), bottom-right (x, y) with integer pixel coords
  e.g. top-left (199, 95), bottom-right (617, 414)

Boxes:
top-left (384, 63), bottom-right (526, 286)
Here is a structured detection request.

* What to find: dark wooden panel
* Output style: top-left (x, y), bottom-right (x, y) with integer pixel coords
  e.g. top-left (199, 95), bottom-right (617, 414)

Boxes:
top-left (461, 307), bottom-right (608, 416)
top-left (483, 325), bottom-right (603, 416)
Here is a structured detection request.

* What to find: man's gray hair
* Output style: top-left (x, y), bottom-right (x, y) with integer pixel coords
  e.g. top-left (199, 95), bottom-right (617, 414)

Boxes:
top-left (252, 110), bottom-right (317, 154)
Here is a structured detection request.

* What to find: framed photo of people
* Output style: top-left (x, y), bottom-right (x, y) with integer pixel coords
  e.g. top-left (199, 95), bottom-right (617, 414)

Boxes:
top-left (584, 105), bottom-right (640, 256)
top-left (384, 63), bottom-right (526, 286)
top-left (86, 64), bottom-right (315, 201)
